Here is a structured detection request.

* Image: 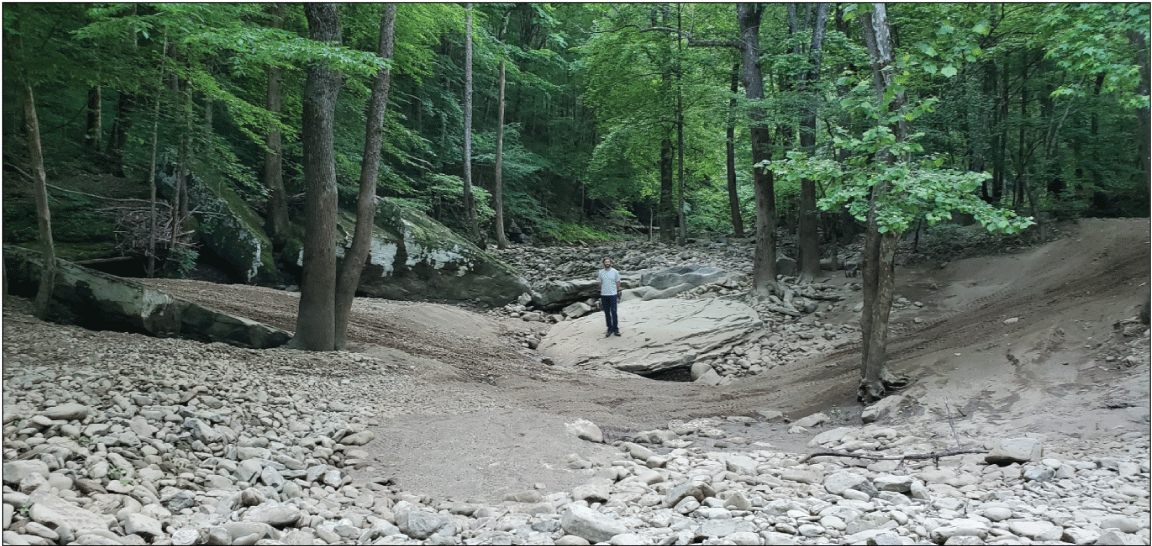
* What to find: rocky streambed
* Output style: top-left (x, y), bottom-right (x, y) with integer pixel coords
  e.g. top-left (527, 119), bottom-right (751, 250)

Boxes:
top-left (3, 294), bottom-right (1150, 546)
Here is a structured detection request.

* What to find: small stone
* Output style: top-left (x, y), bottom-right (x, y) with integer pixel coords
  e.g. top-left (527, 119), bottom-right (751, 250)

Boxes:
top-left (565, 419), bottom-right (603, 443)
top-left (1009, 520), bottom-right (1063, 541)
top-left (986, 438), bottom-right (1043, 465)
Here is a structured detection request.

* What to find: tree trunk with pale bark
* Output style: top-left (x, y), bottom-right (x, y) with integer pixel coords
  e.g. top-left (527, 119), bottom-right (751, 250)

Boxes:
top-left (334, 4), bottom-right (396, 350)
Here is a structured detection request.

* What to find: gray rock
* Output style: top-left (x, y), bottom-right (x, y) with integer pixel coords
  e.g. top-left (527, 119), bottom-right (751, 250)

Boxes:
top-left (560, 505), bottom-right (627, 543)
top-left (1009, 520), bottom-right (1063, 541)
top-left (986, 438), bottom-right (1043, 465)
top-left (565, 419), bottom-right (603, 443)
top-left (244, 503), bottom-right (302, 528)
top-left (327, 200), bottom-right (531, 307)
top-left (28, 490), bottom-right (115, 535)
top-left (42, 403), bottom-right (91, 421)
top-left (930, 519), bottom-right (989, 542)
top-left (1094, 529), bottom-right (1145, 545)
top-left (1097, 515), bottom-right (1142, 533)
top-left (124, 513), bottom-right (164, 538)
top-left (3, 461), bottom-right (49, 486)
top-left (540, 298), bottom-right (762, 374)
top-left (3, 245), bottom-right (291, 349)
top-left (861, 394), bottom-right (905, 424)
top-left (397, 510), bottom-right (449, 540)
top-left (793, 412), bottom-right (828, 428)
top-left (339, 431), bottom-right (375, 446)
top-left (664, 481), bottom-right (716, 508)
top-left (824, 471), bottom-right (868, 496)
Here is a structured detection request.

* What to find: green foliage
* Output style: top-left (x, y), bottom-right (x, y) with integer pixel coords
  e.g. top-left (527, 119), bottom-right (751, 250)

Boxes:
top-left (540, 221), bottom-right (622, 243)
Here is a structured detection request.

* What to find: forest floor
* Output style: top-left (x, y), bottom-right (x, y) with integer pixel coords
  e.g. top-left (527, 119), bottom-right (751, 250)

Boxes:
top-left (7, 218), bottom-right (1149, 505)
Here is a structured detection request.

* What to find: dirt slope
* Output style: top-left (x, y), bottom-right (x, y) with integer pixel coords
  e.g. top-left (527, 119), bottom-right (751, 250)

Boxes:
top-left (134, 218), bottom-right (1150, 501)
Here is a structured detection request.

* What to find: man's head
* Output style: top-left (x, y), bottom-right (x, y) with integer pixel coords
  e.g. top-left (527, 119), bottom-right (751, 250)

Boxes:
top-left (602, 258), bottom-right (612, 269)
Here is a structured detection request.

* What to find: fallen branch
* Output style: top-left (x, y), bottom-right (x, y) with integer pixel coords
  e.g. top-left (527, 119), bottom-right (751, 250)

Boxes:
top-left (796, 447), bottom-right (987, 465)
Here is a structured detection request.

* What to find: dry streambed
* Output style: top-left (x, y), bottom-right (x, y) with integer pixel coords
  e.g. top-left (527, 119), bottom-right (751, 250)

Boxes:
top-left (3, 299), bottom-right (1150, 546)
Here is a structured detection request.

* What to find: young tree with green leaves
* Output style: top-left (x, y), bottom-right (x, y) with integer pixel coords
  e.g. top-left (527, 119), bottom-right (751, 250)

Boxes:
top-left (771, 3), bottom-right (1033, 402)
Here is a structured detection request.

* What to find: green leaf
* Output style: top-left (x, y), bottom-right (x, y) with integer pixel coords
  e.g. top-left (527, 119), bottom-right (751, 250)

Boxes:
top-left (940, 65), bottom-right (957, 78)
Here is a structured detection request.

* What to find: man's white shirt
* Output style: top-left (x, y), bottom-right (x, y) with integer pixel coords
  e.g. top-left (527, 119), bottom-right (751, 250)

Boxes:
top-left (598, 268), bottom-right (621, 296)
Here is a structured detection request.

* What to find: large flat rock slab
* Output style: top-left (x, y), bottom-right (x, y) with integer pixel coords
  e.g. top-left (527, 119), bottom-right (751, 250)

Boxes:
top-left (539, 298), bottom-right (763, 375)
top-left (4, 245), bottom-right (291, 349)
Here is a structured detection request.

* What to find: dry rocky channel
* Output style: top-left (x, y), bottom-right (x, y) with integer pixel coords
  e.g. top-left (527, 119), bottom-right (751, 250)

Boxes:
top-left (3, 230), bottom-right (1151, 546)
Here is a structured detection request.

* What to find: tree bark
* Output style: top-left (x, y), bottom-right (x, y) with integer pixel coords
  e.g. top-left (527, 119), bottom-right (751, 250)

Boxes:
top-left (857, 3), bottom-right (908, 402)
top-left (147, 37), bottom-right (168, 279)
top-left (675, 4), bottom-right (687, 246)
top-left (462, 3), bottom-right (480, 244)
top-left (22, 82), bottom-right (57, 320)
top-left (739, 3), bottom-right (777, 295)
top-left (264, 3), bottom-right (289, 248)
top-left (659, 137), bottom-right (675, 242)
top-left (494, 58), bottom-right (509, 249)
top-left (85, 87), bottom-right (102, 153)
top-left (294, 3), bottom-right (343, 351)
top-left (334, 4), bottom-right (396, 350)
top-left (797, 3), bottom-right (829, 283)
top-left (726, 63), bottom-right (744, 237)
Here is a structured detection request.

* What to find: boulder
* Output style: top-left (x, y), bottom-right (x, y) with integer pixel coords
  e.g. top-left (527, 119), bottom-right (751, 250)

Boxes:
top-left (286, 201), bottom-right (530, 307)
top-left (531, 279), bottom-right (601, 310)
top-left (641, 265), bottom-right (728, 290)
top-left (4, 245), bottom-right (291, 349)
top-left (539, 298), bottom-right (763, 375)
top-left (157, 163), bottom-right (278, 284)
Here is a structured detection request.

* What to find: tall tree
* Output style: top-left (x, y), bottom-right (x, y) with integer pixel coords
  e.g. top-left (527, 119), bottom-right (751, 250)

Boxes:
top-left (462, 3), bottom-right (480, 244)
top-left (494, 56), bottom-right (509, 249)
top-left (739, 3), bottom-right (778, 295)
top-left (796, 3), bottom-right (830, 282)
top-left (334, 3), bottom-right (397, 349)
top-left (293, 3), bottom-right (343, 351)
top-left (725, 62), bottom-right (745, 237)
top-left (856, 3), bottom-right (907, 402)
top-left (263, 2), bottom-right (289, 248)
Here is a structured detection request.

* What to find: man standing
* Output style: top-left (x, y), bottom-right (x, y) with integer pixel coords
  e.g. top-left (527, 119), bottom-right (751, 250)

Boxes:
top-left (598, 257), bottom-right (622, 337)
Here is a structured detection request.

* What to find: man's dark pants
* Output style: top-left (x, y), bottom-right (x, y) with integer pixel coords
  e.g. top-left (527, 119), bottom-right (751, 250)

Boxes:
top-left (600, 295), bottom-right (619, 333)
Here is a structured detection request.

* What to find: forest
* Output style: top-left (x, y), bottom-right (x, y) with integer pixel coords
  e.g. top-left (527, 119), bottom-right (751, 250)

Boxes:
top-left (5, 2), bottom-right (1148, 243)
top-left (3, 3), bottom-right (1149, 361)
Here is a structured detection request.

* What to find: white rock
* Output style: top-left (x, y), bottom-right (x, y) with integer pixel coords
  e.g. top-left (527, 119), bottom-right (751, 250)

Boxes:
top-left (561, 505), bottom-right (627, 543)
top-left (1009, 520), bottom-right (1063, 541)
top-left (986, 438), bottom-right (1043, 464)
top-left (823, 471), bottom-right (868, 495)
top-left (565, 419), bottom-right (603, 443)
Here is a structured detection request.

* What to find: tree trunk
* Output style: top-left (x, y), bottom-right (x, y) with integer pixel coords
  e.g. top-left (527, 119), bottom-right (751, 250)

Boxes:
top-left (739, 3), bottom-right (777, 295)
top-left (294, 3), bottom-right (343, 351)
top-left (334, 4), bottom-right (396, 350)
top-left (797, 3), bottom-right (829, 282)
top-left (494, 58), bottom-right (509, 249)
top-left (1129, 30), bottom-right (1150, 183)
top-left (85, 86), bottom-right (102, 153)
top-left (659, 137), bottom-right (675, 242)
top-left (147, 37), bottom-right (168, 279)
top-left (857, 3), bottom-right (909, 402)
top-left (462, 3), bottom-right (480, 244)
top-left (105, 91), bottom-right (135, 177)
top-left (726, 63), bottom-right (744, 237)
top-left (264, 3), bottom-right (289, 248)
top-left (675, 5), bottom-right (687, 246)
top-left (23, 82), bottom-right (56, 320)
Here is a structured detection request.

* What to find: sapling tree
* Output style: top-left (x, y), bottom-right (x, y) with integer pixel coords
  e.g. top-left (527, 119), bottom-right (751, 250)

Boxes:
top-left (769, 4), bottom-right (1033, 402)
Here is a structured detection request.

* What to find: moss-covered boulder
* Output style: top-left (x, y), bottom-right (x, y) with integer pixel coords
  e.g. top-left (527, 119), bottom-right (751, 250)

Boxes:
top-left (3, 245), bottom-right (291, 349)
top-left (285, 199), bottom-right (530, 307)
top-left (157, 163), bottom-right (278, 284)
